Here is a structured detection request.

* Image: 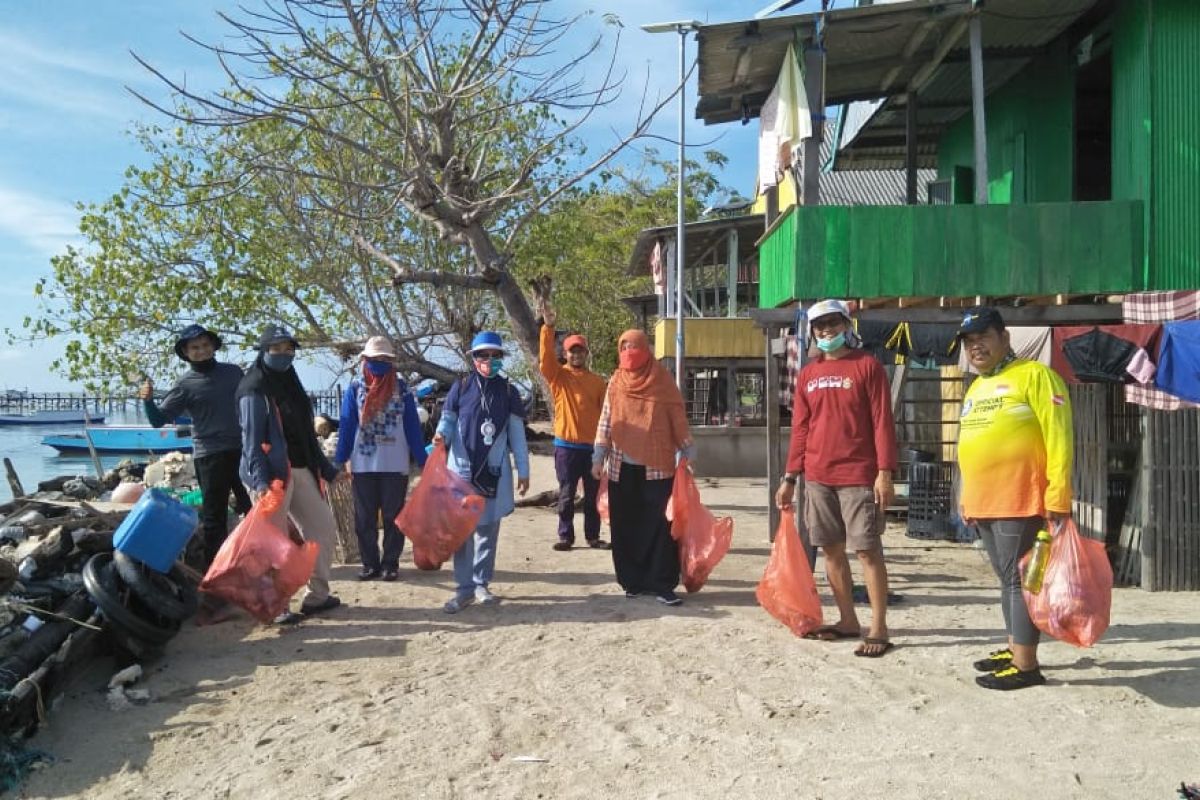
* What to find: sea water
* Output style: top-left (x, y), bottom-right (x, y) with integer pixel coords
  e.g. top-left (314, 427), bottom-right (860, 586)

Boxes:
top-left (0, 408), bottom-right (154, 503)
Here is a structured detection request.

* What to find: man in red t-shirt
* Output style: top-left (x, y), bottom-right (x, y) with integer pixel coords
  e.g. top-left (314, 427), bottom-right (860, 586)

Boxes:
top-left (775, 299), bottom-right (898, 657)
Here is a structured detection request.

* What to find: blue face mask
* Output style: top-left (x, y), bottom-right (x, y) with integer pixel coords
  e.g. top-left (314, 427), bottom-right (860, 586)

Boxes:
top-left (365, 360), bottom-right (392, 377)
top-left (816, 332), bottom-right (846, 353)
top-left (263, 353), bottom-right (294, 372)
top-left (489, 357), bottom-right (504, 375)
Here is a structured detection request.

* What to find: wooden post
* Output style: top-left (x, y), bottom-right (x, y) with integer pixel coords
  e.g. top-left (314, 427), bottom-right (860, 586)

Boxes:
top-left (968, 12), bottom-right (989, 204)
top-left (726, 228), bottom-right (739, 319)
top-left (801, 43), bottom-right (825, 206)
top-left (766, 326), bottom-right (782, 541)
top-left (80, 408), bottom-right (105, 480)
top-left (3, 458), bottom-right (24, 499)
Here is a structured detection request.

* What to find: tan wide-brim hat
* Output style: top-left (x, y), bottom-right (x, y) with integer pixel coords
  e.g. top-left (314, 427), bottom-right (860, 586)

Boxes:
top-left (361, 335), bottom-right (397, 359)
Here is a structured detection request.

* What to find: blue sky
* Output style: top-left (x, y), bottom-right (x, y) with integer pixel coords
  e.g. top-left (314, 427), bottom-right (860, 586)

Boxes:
top-left (0, 0), bottom-right (800, 392)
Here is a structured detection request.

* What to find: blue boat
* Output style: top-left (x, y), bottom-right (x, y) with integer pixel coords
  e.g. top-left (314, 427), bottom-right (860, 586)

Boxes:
top-left (41, 425), bottom-right (192, 455)
top-left (0, 409), bottom-right (106, 426)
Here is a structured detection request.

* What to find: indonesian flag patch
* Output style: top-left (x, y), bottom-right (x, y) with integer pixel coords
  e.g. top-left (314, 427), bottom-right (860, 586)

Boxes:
top-left (1052, 394), bottom-right (1065, 406)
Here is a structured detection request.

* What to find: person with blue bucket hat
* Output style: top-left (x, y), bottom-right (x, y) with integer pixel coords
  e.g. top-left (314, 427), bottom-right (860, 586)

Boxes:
top-left (237, 324), bottom-right (343, 624)
top-left (432, 331), bottom-right (530, 613)
top-left (138, 324), bottom-right (251, 574)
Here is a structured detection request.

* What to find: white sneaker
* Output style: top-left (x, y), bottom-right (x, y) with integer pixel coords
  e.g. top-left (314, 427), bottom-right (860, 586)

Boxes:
top-left (442, 594), bottom-right (475, 614)
top-left (475, 586), bottom-right (500, 607)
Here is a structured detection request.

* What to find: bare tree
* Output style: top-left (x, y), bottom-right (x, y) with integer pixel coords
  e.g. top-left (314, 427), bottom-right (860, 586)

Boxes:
top-left (132, 0), bottom-right (675, 364)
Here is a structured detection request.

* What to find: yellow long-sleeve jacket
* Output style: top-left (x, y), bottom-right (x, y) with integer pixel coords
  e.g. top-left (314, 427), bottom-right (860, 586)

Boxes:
top-left (957, 358), bottom-right (1074, 519)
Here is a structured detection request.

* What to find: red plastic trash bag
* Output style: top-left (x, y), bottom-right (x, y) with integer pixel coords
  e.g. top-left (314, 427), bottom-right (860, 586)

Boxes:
top-left (597, 473), bottom-right (610, 524)
top-left (200, 480), bottom-right (319, 623)
top-left (756, 511), bottom-right (824, 637)
top-left (411, 543), bottom-right (444, 571)
top-left (1022, 519), bottom-right (1113, 648)
top-left (395, 446), bottom-right (485, 565)
top-left (667, 461), bottom-right (734, 593)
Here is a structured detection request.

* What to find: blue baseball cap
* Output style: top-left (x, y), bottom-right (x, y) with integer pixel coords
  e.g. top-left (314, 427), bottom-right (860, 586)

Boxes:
top-left (957, 307), bottom-right (1006, 339)
top-left (469, 331), bottom-right (507, 355)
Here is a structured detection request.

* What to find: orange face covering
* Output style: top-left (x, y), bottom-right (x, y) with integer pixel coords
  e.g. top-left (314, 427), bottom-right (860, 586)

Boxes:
top-left (606, 329), bottom-right (691, 471)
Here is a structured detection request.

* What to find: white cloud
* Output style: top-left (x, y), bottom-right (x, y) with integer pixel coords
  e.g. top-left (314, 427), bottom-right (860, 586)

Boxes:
top-left (0, 185), bottom-right (81, 258)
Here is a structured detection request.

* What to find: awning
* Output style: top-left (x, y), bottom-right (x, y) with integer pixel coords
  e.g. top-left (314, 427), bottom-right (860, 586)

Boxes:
top-left (695, 0), bottom-right (1100, 168)
top-left (627, 214), bottom-right (764, 276)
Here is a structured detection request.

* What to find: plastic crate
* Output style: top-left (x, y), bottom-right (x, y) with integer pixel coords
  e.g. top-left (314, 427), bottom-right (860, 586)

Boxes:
top-left (906, 461), bottom-right (954, 540)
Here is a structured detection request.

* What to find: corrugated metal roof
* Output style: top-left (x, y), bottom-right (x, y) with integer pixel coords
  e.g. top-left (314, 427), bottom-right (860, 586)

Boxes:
top-left (696, 0), bottom-right (1099, 168)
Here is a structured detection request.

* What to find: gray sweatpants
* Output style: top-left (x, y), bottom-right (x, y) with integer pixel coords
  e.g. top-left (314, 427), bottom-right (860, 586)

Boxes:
top-left (977, 517), bottom-right (1042, 647)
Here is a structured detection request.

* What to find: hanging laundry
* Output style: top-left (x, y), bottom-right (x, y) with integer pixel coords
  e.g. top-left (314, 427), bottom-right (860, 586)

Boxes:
top-left (1123, 290), bottom-right (1200, 324)
top-left (650, 240), bottom-right (666, 296)
top-left (855, 320), bottom-right (901, 365)
top-left (1050, 324), bottom-right (1161, 384)
top-left (902, 323), bottom-right (960, 366)
top-left (1121, 291), bottom-right (1199, 409)
top-left (757, 43), bottom-right (811, 191)
top-left (1153, 321), bottom-right (1200, 404)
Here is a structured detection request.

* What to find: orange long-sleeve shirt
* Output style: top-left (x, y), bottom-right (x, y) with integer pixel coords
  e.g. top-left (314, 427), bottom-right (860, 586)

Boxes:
top-left (539, 323), bottom-right (607, 446)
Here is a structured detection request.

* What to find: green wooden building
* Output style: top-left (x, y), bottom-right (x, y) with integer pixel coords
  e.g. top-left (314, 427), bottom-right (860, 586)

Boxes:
top-left (695, 0), bottom-right (1200, 307)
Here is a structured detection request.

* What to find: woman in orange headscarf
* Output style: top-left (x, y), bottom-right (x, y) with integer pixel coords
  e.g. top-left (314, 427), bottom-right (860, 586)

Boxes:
top-left (591, 330), bottom-right (694, 606)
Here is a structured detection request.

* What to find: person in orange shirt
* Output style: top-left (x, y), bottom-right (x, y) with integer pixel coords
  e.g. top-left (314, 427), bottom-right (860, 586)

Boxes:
top-left (539, 299), bottom-right (610, 551)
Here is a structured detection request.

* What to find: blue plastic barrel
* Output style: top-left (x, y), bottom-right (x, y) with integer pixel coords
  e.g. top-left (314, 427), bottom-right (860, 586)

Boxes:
top-left (113, 488), bottom-right (199, 573)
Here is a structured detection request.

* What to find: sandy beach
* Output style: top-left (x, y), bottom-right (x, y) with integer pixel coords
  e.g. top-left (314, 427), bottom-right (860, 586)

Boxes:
top-left (17, 452), bottom-right (1200, 799)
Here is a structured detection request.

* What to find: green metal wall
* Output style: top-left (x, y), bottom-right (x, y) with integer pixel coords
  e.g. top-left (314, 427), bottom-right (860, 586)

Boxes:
top-left (757, 201), bottom-right (1144, 307)
top-left (1112, 0), bottom-right (1200, 290)
top-left (937, 45), bottom-right (1075, 205)
top-left (1111, 0), bottom-right (1152, 285)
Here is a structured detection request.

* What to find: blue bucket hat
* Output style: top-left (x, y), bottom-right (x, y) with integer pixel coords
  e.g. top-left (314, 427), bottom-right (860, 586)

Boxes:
top-left (173, 324), bottom-right (223, 360)
top-left (468, 331), bottom-right (507, 356)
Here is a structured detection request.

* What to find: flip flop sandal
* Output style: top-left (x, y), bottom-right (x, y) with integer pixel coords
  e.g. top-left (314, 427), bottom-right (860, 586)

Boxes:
top-left (854, 637), bottom-right (895, 658)
top-left (803, 625), bottom-right (861, 641)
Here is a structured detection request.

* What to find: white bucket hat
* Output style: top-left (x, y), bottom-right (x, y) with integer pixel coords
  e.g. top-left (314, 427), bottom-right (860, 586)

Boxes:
top-left (361, 336), bottom-right (396, 359)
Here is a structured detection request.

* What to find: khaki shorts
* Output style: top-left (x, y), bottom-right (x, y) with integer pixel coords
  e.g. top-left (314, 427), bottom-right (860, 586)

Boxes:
top-left (803, 480), bottom-right (885, 553)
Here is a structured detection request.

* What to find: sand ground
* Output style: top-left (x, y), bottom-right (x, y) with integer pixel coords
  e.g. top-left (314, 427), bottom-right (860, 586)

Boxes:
top-left (17, 453), bottom-right (1200, 799)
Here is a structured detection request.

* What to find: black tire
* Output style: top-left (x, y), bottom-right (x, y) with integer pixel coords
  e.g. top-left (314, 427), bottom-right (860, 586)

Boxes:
top-left (82, 554), bottom-right (180, 645)
top-left (112, 550), bottom-right (199, 622)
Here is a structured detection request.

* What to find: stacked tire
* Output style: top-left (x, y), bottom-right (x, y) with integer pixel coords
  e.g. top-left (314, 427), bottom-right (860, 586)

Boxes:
top-left (82, 552), bottom-right (198, 660)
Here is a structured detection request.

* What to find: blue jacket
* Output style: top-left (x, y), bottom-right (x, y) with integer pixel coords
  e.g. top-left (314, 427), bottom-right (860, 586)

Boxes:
top-left (239, 392), bottom-right (338, 493)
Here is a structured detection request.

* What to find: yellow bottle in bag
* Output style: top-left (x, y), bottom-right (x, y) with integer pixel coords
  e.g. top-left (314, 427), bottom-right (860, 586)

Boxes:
top-left (1022, 530), bottom-right (1053, 594)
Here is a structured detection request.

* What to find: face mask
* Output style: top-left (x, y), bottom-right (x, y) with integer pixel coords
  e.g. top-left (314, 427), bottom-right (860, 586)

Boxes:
top-left (365, 360), bottom-right (392, 377)
top-left (263, 353), bottom-right (294, 372)
top-left (190, 358), bottom-right (216, 373)
top-left (476, 357), bottom-right (503, 378)
top-left (619, 348), bottom-right (650, 371)
top-left (816, 332), bottom-right (846, 353)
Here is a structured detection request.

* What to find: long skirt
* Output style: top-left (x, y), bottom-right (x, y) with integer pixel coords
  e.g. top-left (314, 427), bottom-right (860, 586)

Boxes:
top-left (608, 461), bottom-right (679, 594)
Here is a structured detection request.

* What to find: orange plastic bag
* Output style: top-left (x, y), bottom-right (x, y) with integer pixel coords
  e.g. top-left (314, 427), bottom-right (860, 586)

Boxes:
top-left (756, 511), bottom-right (824, 637)
top-left (395, 446), bottom-right (486, 565)
top-left (1021, 519), bottom-right (1112, 648)
top-left (411, 542), bottom-right (444, 571)
top-left (596, 474), bottom-right (610, 524)
top-left (200, 480), bottom-right (319, 623)
top-left (667, 461), bottom-right (734, 593)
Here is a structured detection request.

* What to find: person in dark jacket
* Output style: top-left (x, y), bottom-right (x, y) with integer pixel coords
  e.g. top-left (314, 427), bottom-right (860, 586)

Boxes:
top-left (139, 324), bottom-right (251, 567)
top-left (237, 324), bottom-right (342, 623)
top-left (333, 336), bottom-right (427, 582)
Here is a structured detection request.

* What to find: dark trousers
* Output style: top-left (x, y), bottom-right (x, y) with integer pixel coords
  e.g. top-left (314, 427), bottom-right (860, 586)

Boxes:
top-left (193, 449), bottom-right (253, 566)
top-left (978, 517), bottom-right (1043, 647)
top-left (555, 445), bottom-right (600, 543)
top-left (609, 462), bottom-right (678, 594)
top-left (353, 472), bottom-right (409, 571)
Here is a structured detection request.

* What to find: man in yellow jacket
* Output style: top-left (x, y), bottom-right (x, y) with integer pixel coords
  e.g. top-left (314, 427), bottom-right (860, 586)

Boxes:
top-left (539, 300), bottom-right (610, 551)
top-left (956, 306), bottom-right (1073, 691)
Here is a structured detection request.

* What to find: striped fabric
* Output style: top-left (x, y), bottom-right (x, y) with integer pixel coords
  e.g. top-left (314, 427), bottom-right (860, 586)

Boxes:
top-left (1122, 291), bottom-right (1200, 410)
